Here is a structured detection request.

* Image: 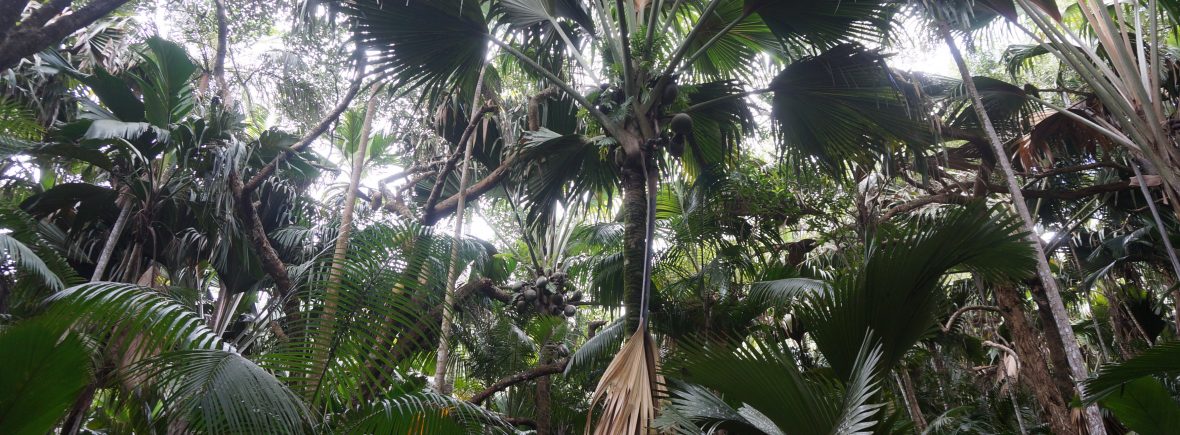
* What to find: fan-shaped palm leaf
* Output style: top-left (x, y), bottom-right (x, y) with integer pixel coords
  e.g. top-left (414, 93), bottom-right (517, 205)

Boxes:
top-left (662, 333), bottom-right (885, 435)
top-left (0, 321), bottom-right (91, 435)
top-left (799, 202), bottom-right (1034, 379)
top-left (770, 43), bottom-right (933, 175)
top-left (335, 0), bottom-right (489, 103)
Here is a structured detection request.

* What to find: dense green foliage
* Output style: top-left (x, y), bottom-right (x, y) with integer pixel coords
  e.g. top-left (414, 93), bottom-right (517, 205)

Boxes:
top-left (3, 0), bottom-right (1180, 434)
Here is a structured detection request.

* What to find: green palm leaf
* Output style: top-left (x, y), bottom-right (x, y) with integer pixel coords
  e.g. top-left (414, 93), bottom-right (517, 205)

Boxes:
top-left (664, 334), bottom-right (885, 435)
top-left (769, 43), bottom-right (934, 176)
top-left (0, 234), bottom-right (65, 291)
top-left (126, 350), bottom-right (312, 434)
top-left (0, 321), bottom-right (91, 435)
top-left (337, 391), bottom-right (512, 434)
top-left (800, 202), bottom-right (1034, 378)
top-left (1082, 340), bottom-right (1180, 402)
top-left (336, 0), bottom-right (489, 102)
top-left (750, 0), bottom-right (900, 48)
top-left (42, 282), bottom-right (226, 351)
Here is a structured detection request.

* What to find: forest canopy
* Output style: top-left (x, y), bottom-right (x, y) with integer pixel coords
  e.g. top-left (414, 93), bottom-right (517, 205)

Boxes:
top-left (3, 0), bottom-right (1180, 434)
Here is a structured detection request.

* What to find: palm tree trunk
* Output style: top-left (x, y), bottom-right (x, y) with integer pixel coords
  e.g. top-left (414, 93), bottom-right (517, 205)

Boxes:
top-left (993, 284), bottom-right (1076, 434)
top-left (212, 0), bottom-right (230, 104)
top-left (940, 23), bottom-right (1106, 435)
top-left (896, 368), bottom-right (927, 431)
top-left (620, 164), bottom-right (647, 333)
top-left (1130, 162), bottom-right (1180, 330)
top-left (308, 85), bottom-right (379, 397)
top-left (434, 64), bottom-right (490, 394)
top-left (535, 344), bottom-right (554, 435)
top-left (92, 195), bottom-right (131, 281)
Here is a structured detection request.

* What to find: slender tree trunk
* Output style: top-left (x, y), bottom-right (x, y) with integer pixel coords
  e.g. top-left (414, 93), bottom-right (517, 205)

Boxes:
top-left (1027, 283), bottom-right (1081, 399)
top-left (309, 86), bottom-right (379, 397)
top-left (92, 198), bottom-right (131, 281)
top-left (896, 367), bottom-right (927, 432)
top-left (212, 0), bottom-right (231, 105)
top-left (60, 381), bottom-right (98, 435)
top-left (940, 24), bottom-right (1106, 435)
top-left (434, 65), bottom-right (489, 394)
top-left (994, 284), bottom-right (1078, 434)
top-left (1130, 162), bottom-right (1180, 330)
top-left (69, 189), bottom-right (131, 432)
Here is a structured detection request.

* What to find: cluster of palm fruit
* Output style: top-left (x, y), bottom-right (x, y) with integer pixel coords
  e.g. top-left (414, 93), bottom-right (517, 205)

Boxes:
top-left (505, 271), bottom-right (583, 317)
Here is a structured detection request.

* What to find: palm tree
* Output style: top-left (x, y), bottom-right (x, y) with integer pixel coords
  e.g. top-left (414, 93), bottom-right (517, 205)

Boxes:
top-left (916, 1), bottom-right (1106, 432)
top-left (310, 1), bottom-right (929, 428)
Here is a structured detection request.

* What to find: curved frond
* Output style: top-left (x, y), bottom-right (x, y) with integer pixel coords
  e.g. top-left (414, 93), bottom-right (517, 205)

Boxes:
top-left (127, 350), bottom-right (312, 435)
top-left (564, 318), bottom-right (625, 375)
top-left (337, 0), bottom-right (489, 102)
top-left (0, 321), bottom-right (91, 435)
top-left (1083, 340), bottom-right (1180, 402)
top-left (770, 44), bottom-right (933, 176)
top-left (800, 202), bottom-right (1033, 378)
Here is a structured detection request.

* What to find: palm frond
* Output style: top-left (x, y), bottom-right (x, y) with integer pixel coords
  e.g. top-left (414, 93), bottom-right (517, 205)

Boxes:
top-left (750, 277), bottom-right (829, 305)
top-left (585, 328), bottom-right (658, 435)
top-left (42, 282), bottom-right (226, 351)
top-left (127, 350), bottom-right (312, 435)
top-left (336, 0), bottom-right (489, 103)
top-left (0, 229), bottom-right (67, 292)
top-left (770, 43), bottom-right (933, 176)
top-left (0, 320), bottom-right (91, 435)
top-left (337, 391), bottom-right (513, 434)
top-left (800, 202), bottom-right (1033, 379)
top-left (665, 333), bottom-right (885, 434)
top-left (750, 0), bottom-right (900, 48)
top-left (564, 318), bottom-right (625, 375)
top-left (1082, 340), bottom-right (1180, 402)
top-left (1093, 376), bottom-right (1180, 435)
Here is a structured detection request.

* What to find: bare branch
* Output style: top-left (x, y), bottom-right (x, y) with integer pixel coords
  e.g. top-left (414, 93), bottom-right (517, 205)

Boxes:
top-left (469, 358), bottom-right (569, 405)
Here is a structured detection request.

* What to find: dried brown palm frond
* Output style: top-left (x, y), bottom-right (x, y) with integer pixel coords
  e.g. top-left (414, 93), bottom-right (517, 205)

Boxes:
top-left (585, 327), bottom-right (660, 435)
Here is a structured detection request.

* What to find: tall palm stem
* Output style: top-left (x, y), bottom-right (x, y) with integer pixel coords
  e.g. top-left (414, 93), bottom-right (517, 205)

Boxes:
top-left (92, 195), bottom-right (131, 281)
top-left (939, 23), bottom-right (1106, 435)
top-left (1130, 162), bottom-right (1180, 329)
top-left (309, 83), bottom-right (381, 399)
top-left (434, 63), bottom-right (490, 395)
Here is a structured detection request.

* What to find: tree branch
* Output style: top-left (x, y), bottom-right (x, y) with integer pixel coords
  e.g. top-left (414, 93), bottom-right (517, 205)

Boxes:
top-left (986, 179), bottom-right (1133, 199)
top-left (228, 170), bottom-right (293, 301)
top-left (241, 63), bottom-right (367, 194)
top-left (422, 104), bottom-right (498, 224)
top-left (0, 0), bottom-right (32, 39)
top-left (880, 192), bottom-right (973, 221)
top-left (469, 358), bottom-right (570, 405)
top-left (1018, 161), bottom-right (1128, 178)
top-left (0, 0), bottom-right (131, 70)
top-left (942, 305), bottom-right (1000, 333)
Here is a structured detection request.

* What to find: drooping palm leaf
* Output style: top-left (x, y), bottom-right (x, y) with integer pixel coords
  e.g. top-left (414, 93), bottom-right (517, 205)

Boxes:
top-left (663, 333), bottom-right (885, 435)
top-left (0, 321), bottom-right (91, 435)
top-left (748, 0), bottom-right (900, 48)
top-left (125, 350), bottom-right (312, 434)
top-left (42, 282), bottom-right (226, 351)
top-left (335, 0), bottom-right (489, 103)
top-left (1094, 376), bottom-right (1180, 435)
top-left (337, 391), bottom-right (513, 434)
top-left (564, 318), bottom-right (625, 375)
top-left (799, 202), bottom-right (1034, 378)
top-left (1082, 340), bottom-right (1180, 402)
top-left (769, 43), bottom-right (934, 176)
